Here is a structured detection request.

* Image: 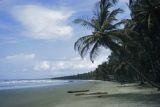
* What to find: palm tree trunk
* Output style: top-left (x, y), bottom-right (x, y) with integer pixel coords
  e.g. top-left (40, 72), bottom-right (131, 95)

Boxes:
top-left (106, 39), bottom-right (160, 89)
top-left (125, 60), bottom-right (159, 87)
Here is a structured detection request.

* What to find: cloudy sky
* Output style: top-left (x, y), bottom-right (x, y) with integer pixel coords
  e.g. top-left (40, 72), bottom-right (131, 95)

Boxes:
top-left (0, 0), bottom-right (130, 80)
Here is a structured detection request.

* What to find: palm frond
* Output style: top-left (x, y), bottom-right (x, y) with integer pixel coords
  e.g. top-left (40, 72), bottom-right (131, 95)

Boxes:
top-left (108, 8), bottom-right (123, 22)
top-left (111, 0), bottom-right (119, 4)
top-left (90, 42), bottom-right (101, 63)
top-left (74, 35), bottom-right (99, 58)
top-left (73, 0), bottom-right (124, 63)
top-left (109, 20), bottom-right (125, 30)
top-left (73, 18), bottom-right (98, 30)
top-left (74, 35), bottom-right (92, 51)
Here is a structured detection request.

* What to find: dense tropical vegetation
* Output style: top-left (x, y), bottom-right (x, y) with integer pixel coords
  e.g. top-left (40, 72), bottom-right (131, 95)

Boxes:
top-left (54, 71), bottom-right (96, 80)
top-left (73, 0), bottom-right (160, 89)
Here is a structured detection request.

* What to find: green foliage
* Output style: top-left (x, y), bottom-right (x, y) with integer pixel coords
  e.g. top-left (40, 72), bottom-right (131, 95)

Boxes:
top-left (54, 71), bottom-right (96, 80)
top-left (74, 0), bottom-right (123, 62)
top-left (73, 0), bottom-right (160, 88)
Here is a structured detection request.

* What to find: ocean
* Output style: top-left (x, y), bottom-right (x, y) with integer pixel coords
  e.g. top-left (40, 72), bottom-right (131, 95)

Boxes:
top-left (0, 79), bottom-right (75, 90)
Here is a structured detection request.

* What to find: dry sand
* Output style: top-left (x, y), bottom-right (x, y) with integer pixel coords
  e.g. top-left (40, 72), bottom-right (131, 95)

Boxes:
top-left (0, 80), bottom-right (160, 107)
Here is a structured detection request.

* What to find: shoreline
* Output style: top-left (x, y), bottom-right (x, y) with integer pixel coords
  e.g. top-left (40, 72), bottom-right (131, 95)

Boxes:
top-left (0, 79), bottom-right (90, 91)
top-left (0, 80), bottom-right (160, 107)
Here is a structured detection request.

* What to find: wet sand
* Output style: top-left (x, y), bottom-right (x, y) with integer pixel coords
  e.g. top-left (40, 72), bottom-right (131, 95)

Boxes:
top-left (0, 80), bottom-right (160, 107)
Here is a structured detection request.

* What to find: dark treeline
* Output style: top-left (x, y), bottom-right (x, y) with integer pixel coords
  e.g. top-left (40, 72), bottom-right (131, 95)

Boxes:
top-left (71, 0), bottom-right (160, 89)
top-left (55, 54), bottom-right (139, 84)
top-left (54, 71), bottom-right (96, 80)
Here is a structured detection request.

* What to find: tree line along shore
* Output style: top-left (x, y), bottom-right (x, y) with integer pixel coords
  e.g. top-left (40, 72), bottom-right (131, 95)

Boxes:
top-left (57, 0), bottom-right (160, 89)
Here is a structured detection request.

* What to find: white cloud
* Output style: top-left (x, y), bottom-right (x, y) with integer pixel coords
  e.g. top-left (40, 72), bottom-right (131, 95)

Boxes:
top-left (4, 53), bottom-right (109, 75)
top-left (6, 53), bottom-right (35, 61)
top-left (12, 5), bottom-right (74, 40)
top-left (34, 61), bottom-right (50, 71)
top-left (33, 55), bottom-right (107, 72)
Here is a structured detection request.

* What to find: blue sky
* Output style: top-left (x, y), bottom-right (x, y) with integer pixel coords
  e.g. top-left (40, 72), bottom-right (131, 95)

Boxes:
top-left (0, 0), bottom-right (129, 80)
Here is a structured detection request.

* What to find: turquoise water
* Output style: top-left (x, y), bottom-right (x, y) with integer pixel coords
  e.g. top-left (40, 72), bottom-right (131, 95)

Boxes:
top-left (0, 79), bottom-right (75, 90)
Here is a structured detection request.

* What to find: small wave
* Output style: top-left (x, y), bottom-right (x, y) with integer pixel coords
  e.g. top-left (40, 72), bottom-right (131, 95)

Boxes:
top-left (0, 79), bottom-right (72, 90)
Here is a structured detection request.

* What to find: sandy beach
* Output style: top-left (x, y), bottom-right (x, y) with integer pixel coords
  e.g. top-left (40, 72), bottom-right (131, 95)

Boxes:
top-left (0, 80), bottom-right (160, 107)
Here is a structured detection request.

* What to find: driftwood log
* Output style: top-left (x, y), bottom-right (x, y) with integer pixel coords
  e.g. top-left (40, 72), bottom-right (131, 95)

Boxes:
top-left (67, 90), bottom-right (89, 93)
top-left (75, 92), bottom-right (108, 96)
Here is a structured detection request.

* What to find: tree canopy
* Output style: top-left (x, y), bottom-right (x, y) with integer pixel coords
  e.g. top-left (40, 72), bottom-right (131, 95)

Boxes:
top-left (74, 0), bottom-right (160, 89)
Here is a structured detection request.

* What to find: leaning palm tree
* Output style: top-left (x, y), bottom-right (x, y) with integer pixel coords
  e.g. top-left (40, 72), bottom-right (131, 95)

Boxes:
top-left (74, 0), bottom-right (124, 62)
top-left (129, 0), bottom-right (160, 87)
top-left (74, 0), bottom-right (160, 88)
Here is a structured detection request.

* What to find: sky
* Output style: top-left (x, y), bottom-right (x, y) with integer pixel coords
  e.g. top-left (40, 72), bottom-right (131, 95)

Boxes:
top-left (0, 0), bottom-right (130, 80)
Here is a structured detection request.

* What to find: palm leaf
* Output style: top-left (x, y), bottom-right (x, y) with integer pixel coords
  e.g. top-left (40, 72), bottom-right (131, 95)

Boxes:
top-left (90, 42), bottom-right (101, 63)
top-left (74, 35), bottom-right (93, 50)
top-left (73, 18), bottom-right (98, 30)
top-left (108, 8), bottom-right (123, 22)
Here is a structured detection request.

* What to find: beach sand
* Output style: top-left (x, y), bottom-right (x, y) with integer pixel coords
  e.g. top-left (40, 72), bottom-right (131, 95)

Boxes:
top-left (0, 81), bottom-right (160, 107)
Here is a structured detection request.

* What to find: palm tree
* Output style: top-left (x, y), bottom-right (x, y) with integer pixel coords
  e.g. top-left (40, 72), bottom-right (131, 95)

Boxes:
top-left (74, 0), bottom-right (124, 62)
top-left (74, 0), bottom-right (160, 88)
top-left (129, 0), bottom-right (160, 86)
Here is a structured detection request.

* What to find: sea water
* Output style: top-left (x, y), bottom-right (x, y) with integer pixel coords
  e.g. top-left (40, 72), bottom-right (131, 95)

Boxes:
top-left (0, 79), bottom-right (75, 90)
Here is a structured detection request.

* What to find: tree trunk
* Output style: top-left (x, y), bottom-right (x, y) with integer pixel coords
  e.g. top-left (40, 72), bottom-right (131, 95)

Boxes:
top-left (106, 38), bottom-right (160, 89)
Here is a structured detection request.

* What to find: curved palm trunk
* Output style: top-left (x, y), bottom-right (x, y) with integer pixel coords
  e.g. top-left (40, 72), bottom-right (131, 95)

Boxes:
top-left (106, 38), bottom-right (160, 89)
top-left (126, 60), bottom-right (160, 89)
